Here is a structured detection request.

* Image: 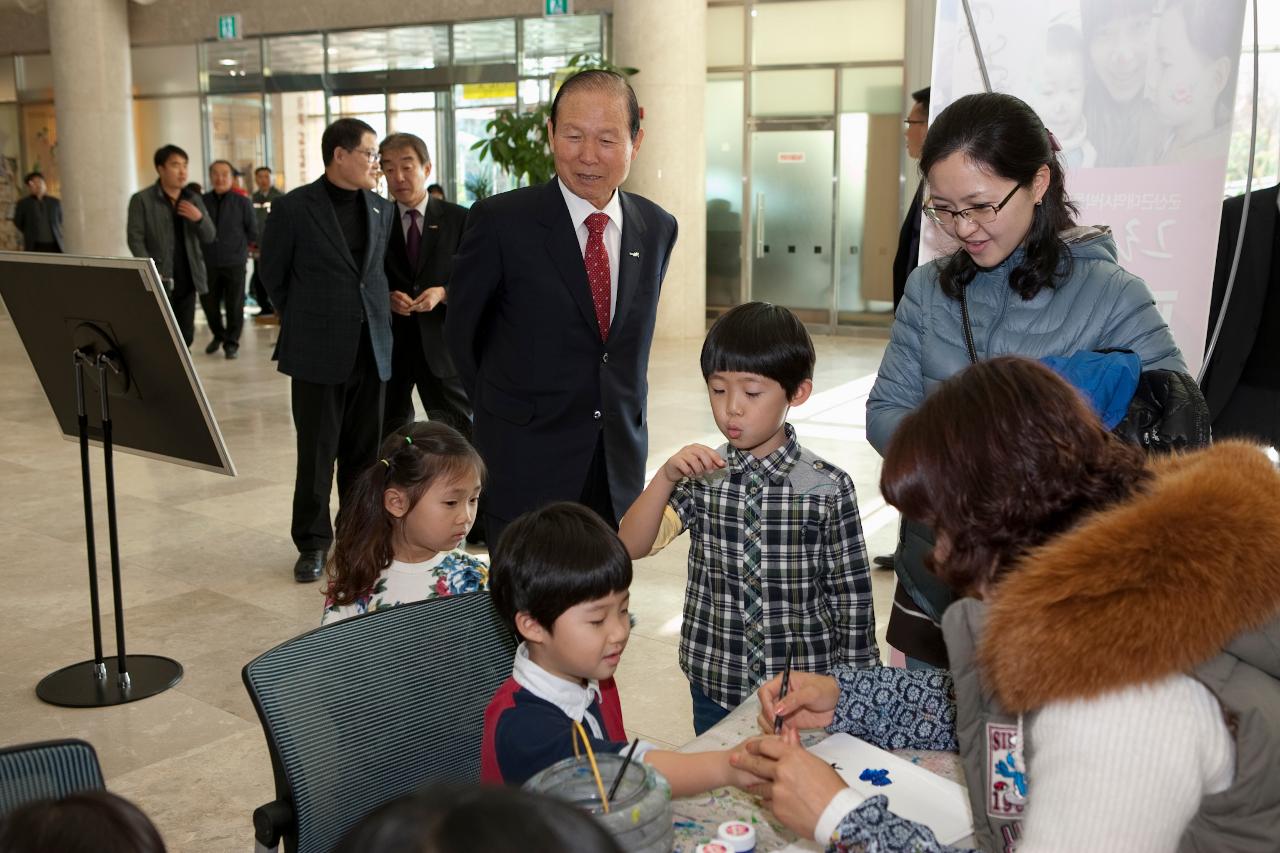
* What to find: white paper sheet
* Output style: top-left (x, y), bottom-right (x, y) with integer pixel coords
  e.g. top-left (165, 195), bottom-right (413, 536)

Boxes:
top-left (807, 734), bottom-right (974, 845)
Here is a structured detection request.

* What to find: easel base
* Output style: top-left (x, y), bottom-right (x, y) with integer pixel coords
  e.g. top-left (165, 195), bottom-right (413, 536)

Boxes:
top-left (36, 655), bottom-right (183, 708)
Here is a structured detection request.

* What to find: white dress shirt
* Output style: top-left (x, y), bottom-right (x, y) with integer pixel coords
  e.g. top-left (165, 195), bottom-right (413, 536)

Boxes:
top-left (396, 196), bottom-right (429, 241)
top-left (558, 179), bottom-right (622, 323)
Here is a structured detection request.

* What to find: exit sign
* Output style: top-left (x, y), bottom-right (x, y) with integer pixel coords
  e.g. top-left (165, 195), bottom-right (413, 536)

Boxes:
top-left (544, 0), bottom-right (572, 15)
top-left (217, 13), bottom-right (242, 40)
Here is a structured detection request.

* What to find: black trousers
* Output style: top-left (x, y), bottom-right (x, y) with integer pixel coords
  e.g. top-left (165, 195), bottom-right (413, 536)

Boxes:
top-left (168, 286), bottom-right (196, 347)
top-left (383, 317), bottom-right (473, 440)
top-left (485, 432), bottom-right (615, 557)
top-left (201, 262), bottom-right (247, 347)
top-left (249, 258), bottom-right (274, 314)
top-left (290, 329), bottom-right (385, 552)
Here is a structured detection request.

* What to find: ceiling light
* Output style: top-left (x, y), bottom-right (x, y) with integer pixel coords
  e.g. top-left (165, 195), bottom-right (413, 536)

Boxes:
top-left (218, 59), bottom-right (238, 66)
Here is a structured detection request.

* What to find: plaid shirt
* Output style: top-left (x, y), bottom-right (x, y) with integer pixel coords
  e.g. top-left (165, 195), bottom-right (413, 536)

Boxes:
top-left (666, 424), bottom-right (878, 709)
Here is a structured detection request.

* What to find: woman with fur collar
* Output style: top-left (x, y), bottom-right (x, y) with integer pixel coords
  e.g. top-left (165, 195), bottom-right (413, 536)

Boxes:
top-left (734, 357), bottom-right (1280, 852)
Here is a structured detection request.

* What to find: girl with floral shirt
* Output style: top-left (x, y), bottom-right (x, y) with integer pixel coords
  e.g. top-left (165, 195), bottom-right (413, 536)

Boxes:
top-left (322, 422), bottom-right (487, 625)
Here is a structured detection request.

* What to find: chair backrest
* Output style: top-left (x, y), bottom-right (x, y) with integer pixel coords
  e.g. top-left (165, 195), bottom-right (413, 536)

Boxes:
top-left (243, 591), bottom-right (516, 853)
top-left (0, 739), bottom-right (105, 817)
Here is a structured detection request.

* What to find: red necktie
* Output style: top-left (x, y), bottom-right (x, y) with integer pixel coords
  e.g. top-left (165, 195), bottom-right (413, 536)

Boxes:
top-left (584, 212), bottom-right (611, 342)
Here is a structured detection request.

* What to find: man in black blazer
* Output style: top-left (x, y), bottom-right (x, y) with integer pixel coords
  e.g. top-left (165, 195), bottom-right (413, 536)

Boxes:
top-left (447, 70), bottom-right (678, 547)
top-left (877, 86), bottom-right (930, 574)
top-left (260, 118), bottom-right (396, 582)
top-left (1201, 183), bottom-right (1280, 446)
top-left (13, 171), bottom-right (63, 252)
top-left (891, 86), bottom-right (929, 313)
top-left (378, 132), bottom-right (472, 438)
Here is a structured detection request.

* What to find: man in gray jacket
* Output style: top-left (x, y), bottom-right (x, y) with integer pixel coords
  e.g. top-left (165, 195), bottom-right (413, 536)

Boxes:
top-left (126, 144), bottom-right (215, 347)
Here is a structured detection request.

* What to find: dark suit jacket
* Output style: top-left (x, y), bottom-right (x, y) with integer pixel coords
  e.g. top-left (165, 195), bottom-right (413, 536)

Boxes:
top-left (13, 194), bottom-right (63, 252)
top-left (386, 196), bottom-right (468, 379)
top-left (891, 183), bottom-right (923, 312)
top-left (446, 178), bottom-right (678, 523)
top-left (259, 177), bottom-right (396, 385)
top-left (1201, 183), bottom-right (1278, 420)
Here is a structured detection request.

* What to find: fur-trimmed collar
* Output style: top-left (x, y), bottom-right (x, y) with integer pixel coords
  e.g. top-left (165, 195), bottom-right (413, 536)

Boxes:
top-left (981, 440), bottom-right (1280, 713)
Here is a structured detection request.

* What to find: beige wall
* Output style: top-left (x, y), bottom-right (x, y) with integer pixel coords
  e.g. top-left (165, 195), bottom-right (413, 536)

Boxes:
top-left (860, 113), bottom-right (901, 303)
top-left (0, 0), bottom-right (612, 55)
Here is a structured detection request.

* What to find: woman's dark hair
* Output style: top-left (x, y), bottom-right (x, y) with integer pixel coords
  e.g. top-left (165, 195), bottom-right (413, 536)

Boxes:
top-left (880, 357), bottom-right (1150, 596)
top-left (920, 92), bottom-right (1079, 301)
top-left (489, 502), bottom-right (632, 636)
top-left (700, 301), bottom-right (815, 397)
top-left (325, 421), bottom-right (485, 605)
top-left (332, 784), bottom-right (623, 853)
top-left (0, 790), bottom-right (166, 853)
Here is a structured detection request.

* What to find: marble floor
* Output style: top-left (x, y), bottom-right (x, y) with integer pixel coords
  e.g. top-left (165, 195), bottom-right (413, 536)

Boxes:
top-left (0, 305), bottom-right (897, 851)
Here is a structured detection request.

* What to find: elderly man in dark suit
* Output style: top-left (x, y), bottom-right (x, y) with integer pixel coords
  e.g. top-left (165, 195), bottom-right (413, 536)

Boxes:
top-left (13, 171), bottom-right (63, 253)
top-left (378, 132), bottom-right (472, 439)
top-left (447, 70), bottom-right (678, 547)
top-left (1201, 183), bottom-right (1280, 446)
top-left (260, 117), bottom-right (396, 582)
top-left (201, 159), bottom-right (257, 359)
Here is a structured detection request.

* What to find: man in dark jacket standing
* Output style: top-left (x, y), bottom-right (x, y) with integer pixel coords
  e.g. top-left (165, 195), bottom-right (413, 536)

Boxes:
top-left (13, 172), bottom-right (63, 253)
top-left (202, 160), bottom-right (258, 359)
top-left (260, 118), bottom-right (396, 582)
top-left (446, 71), bottom-right (678, 546)
top-left (126, 145), bottom-right (216, 347)
top-left (250, 166), bottom-right (284, 318)
top-left (378, 132), bottom-right (471, 438)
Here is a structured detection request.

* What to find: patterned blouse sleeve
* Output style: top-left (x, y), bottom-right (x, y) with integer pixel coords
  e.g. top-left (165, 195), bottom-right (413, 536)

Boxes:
top-left (827, 664), bottom-right (958, 751)
top-left (827, 796), bottom-right (978, 853)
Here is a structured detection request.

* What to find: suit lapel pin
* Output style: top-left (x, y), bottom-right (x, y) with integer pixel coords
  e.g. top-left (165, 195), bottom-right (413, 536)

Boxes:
top-left (628, 251), bottom-right (640, 258)
top-left (428, 224), bottom-right (439, 230)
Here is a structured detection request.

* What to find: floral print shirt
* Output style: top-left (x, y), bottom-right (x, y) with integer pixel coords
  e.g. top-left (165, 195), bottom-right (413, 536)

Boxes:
top-left (321, 549), bottom-right (488, 625)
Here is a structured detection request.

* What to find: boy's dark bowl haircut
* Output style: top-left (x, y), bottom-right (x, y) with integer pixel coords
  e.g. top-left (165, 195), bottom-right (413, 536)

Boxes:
top-left (489, 502), bottom-right (633, 635)
top-left (700, 302), bottom-right (816, 397)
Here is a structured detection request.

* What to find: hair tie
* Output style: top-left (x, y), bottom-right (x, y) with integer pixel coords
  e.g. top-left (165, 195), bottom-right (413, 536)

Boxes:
top-left (1047, 130), bottom-right (1062, 153)
top-left (405, 436), bottom-right (413, 445)
top-left (379, 459), bottom-right (390, 468)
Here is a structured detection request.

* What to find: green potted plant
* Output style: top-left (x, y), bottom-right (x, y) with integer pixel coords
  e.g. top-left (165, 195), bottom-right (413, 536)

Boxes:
top-left (471, 53), bottom-right (637, 187)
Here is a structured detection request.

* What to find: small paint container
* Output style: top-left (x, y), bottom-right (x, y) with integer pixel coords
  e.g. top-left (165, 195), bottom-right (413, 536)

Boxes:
top-left (694, 844), bottom-right (732, 853)
top-left (716, 820), bottom-right (756, 852)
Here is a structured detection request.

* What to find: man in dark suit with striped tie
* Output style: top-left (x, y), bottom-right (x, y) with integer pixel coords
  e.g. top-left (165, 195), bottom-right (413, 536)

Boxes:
top-left (378, 133), bottom-right (472, 440)
top-left (260, 118), bottom-right (397, 582)
top-left (447, 70), bottom-right (678, 547)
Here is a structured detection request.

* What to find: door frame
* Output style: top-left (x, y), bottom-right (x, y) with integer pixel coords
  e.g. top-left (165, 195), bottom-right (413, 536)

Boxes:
top-left (744, 115), bottom-right (841, 331)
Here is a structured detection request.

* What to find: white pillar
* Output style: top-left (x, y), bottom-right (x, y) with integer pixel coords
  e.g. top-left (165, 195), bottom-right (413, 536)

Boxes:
top-left (47, 0), bottom-right (135, 255)
top-left (613, 0), bottom-right (707, 340)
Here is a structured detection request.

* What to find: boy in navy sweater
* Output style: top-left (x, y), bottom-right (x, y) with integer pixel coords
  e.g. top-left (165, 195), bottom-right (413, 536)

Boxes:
top-left (481, 502), bottom-right (760, 796)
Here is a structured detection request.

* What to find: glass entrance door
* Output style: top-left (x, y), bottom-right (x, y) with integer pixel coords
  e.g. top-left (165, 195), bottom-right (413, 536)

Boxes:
top-left (748, 128), bottom-right (836, 324)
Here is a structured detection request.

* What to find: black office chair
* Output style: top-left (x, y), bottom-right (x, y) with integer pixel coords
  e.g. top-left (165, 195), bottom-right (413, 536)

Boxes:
top-left (242, 591), bottom-right (516, 853)
top-left (0, 738), bottom-right (105, 817)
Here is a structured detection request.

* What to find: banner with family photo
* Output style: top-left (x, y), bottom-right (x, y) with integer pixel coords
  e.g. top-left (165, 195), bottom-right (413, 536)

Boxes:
top-left (926, 0), bottom-right (1249, 370)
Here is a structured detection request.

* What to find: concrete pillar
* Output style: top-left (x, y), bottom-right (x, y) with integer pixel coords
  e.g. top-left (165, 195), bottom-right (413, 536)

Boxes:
top-left (613, 0), bottom-right (707, 340)
top-left (47, 0), bottom-right (135, 255)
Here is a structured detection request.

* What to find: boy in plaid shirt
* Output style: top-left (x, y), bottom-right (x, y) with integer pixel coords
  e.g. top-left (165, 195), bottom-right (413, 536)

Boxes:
top-left (619, 302), bottom-right (878, 734)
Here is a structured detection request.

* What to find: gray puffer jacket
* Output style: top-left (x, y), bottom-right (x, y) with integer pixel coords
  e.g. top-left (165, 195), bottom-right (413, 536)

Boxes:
top-left (868, 226), bottom-right (1187, 630)
top-left (868, 226), bottom-right (1187, 455)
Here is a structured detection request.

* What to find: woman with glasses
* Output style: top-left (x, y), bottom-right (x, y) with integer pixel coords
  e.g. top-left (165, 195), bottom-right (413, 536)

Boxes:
top-left (864, 92), bottom-right (1186, 673)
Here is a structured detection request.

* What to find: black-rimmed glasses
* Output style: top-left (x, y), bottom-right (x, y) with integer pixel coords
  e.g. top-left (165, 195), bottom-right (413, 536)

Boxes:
top-left (923, 183), bottom-right (1023, 228)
